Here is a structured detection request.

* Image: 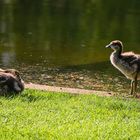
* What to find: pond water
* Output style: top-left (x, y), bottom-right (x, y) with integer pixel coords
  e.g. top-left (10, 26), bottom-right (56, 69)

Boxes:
top-left (0, 0), bottom-right (140, 68)
top-left (0, 0), bottom-right (140, 93)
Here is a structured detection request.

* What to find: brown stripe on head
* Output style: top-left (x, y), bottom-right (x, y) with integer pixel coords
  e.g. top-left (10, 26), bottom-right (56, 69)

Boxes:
top-left (111, 40), bottom-right (123, 47)
top-left (4, 69), bottom-right (22, 81)
top-left (5, 69), bottom-right (19, 76)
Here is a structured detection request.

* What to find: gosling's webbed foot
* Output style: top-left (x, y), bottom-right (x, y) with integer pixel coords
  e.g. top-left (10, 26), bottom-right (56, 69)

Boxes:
top-left (135, 94), bottom-right (140, 98)
top-left (132, 92), bottom-right (137, 98)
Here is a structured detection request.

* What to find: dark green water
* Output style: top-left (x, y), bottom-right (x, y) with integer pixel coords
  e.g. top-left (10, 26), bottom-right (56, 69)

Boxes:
top-left (0, 0), bottom-right (140, 68)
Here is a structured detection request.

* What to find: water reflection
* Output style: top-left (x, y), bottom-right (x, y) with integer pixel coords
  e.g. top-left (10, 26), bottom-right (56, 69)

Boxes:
top-left (0, 0), bottom-right (140, 67)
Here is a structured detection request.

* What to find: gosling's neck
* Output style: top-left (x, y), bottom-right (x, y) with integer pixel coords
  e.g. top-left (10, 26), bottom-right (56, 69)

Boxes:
top-left (113, 47), bottom-right (123, 58)
top-left (110, 47), bottom-right (123, 65)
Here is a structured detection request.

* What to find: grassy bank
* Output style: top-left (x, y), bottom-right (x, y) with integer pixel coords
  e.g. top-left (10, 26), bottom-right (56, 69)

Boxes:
top-left (0, 90), bottom-right (140, 140)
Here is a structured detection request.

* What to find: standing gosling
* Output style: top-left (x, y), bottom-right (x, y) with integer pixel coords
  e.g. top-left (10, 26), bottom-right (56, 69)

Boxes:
top-left (106, 40), bottom-right (140, 96)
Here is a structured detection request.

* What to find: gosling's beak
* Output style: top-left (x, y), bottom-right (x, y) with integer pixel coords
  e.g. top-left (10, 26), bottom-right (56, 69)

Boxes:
top-left (105, 44), bottom-right (111, 48)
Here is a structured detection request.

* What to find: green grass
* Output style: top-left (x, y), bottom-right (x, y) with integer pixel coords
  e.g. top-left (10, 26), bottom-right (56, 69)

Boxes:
top-left (0, 90), bottom-right (140, 140)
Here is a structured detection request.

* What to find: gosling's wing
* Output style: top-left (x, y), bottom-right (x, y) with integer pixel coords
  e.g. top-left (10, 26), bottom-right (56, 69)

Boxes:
top-left (121, 52), bottom-right (140, 64)
top-left (121, 52), bottom-right (140, 71)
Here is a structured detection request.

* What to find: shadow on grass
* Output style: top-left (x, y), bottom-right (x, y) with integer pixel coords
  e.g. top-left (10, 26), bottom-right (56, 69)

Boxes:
top-left (0, 88), bottom-right (80, 103)
top-left (0, 90), bottom-right (41, 103)
top-left (20, 93), bottom-right (40, 102)
top-left (0, 92), bottom-right (22, 98)
top-left (19, 89), bottom-right (80, 103)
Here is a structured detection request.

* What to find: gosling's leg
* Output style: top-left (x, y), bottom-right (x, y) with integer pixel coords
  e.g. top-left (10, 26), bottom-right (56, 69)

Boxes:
top-left (130, 80), bottom-right (134, 95)
top-left (133, 80), bottom-right (137, 97)
top-left (133, 75), bottom-right (138, 97)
